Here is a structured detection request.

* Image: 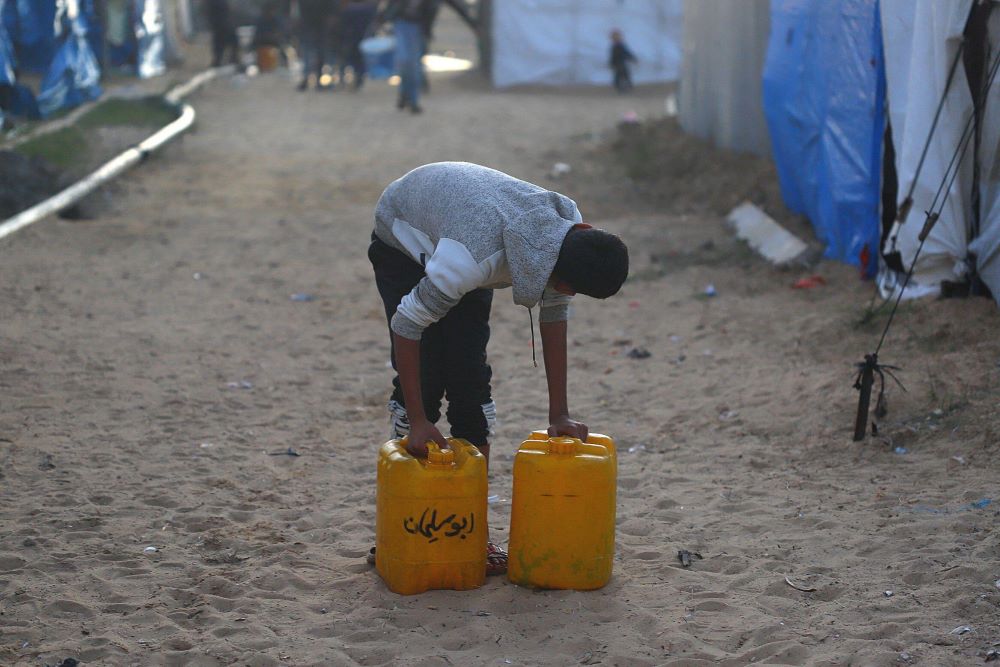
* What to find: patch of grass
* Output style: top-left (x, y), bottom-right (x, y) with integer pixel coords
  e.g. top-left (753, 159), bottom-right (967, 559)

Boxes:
top-left (77, 97), bottom-right (177, 130)
top-left (13, 97), bottom-right (177, 174)
top-left (851, 299), bottom-right (915, 333)
top-left (15, 126), bottom-right (89, 171)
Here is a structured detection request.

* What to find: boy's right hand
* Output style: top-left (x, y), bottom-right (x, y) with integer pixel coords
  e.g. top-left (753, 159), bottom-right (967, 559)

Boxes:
top-left (405, 420), bottom-right (450, 458)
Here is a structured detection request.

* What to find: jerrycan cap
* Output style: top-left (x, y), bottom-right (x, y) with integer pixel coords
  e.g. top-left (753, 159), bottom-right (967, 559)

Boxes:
top-left (426, 443), bottom-right (456, 467)
top-left (548, 437), bottom-right (579, 455)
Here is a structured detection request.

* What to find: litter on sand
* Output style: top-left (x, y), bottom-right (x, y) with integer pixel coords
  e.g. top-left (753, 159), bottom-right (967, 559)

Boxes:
top-left (906, 498), bottom-right (993, 515)
top-left (268, 447), bottom-right (301, 457)
top-left (626, 347), bottom-right (651, 359)
top-left (726, 202), bottom-right (810, 267)
top-left (549, 162), bottom-right (572, 178)
top-left (678, 550), bottom-right (703, 567)
top-left (949, 625), bottom-right (973, 635)
top-left (784, 575), bottom-right (817, 592)
top-left (290, 293), bottom-right (316, 302)
top-left (792, 275), bottom-right (826, 289)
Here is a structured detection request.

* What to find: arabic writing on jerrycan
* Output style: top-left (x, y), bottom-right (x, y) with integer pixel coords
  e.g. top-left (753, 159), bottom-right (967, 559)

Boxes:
top-left (375, 438), bottom-right (488, 595)
top-left (507, 432), bottom-right (617, 590)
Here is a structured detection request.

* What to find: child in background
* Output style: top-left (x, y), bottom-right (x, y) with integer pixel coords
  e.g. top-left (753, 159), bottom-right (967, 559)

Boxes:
top-left (609, 29), bottom-right (637, 93)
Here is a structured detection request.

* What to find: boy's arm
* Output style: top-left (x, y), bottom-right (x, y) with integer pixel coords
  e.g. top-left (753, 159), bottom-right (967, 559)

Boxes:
top-left (540, 319), bottom-right (588, 440)
top-left (393, 332), bottom-right (450, 457)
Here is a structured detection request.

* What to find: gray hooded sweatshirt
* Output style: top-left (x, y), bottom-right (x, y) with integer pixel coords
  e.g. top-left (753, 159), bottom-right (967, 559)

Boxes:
top-left (374, 162), bottom-right (579, 340)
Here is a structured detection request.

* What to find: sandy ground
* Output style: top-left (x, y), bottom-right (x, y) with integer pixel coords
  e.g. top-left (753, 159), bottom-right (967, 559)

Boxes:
top-left (2, 14), bottom-right (1000, 667)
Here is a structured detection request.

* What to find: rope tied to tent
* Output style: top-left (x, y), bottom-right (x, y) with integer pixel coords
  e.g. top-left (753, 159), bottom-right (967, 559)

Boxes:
top-left (853, 40), bottom-right (1000, 441)
top-left (893, 40), bottom-right (966, 228)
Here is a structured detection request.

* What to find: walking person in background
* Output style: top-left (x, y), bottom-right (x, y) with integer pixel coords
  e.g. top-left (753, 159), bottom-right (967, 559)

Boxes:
top-left (205, 0), bottom-right (239, 68)
top-left (293, 0), bottom-right (335, 91)
top-left (382, 0), bottom-right (435, 113)
top-left (339, 0), bottom-right (378, 90)
top-left (609, 29), bottom-right (636, 93)
top-left (417, 0), bottom-right (441, 93)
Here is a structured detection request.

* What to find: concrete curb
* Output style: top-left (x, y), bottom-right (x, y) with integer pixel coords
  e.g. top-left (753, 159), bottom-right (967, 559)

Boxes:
top-left (0, 65), bottom-right (234, 243)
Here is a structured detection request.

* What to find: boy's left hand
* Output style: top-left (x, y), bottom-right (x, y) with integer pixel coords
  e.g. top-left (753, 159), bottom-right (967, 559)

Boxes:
top-left (548, 416), bottom-right (588, 441)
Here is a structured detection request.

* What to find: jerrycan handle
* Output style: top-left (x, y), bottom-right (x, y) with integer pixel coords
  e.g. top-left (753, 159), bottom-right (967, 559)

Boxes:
top-left (548, 436), bottom-right (580, 455)
top-left (426, 442), bottom-right (457, 467)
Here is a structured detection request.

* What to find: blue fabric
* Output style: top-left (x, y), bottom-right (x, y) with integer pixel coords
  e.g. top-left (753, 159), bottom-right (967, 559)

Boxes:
top-left (37, 7), bottom-right (102, 117)
top-left (10, 81), bottom-right (39, 117)
top-left (762, 0), bottom-right (885, 275)
top-left (7, 0), bottom-right (57, 73)
top-left (81, 0), bottom-right (103, 65)
top-left (394, 19), bottom-right (423, 107)
top-left (0, 0), bottom-right (14, 85)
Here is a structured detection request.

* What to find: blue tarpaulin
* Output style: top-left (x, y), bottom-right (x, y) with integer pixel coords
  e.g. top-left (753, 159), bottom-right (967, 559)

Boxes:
top-left (6, 0), bottom-right (57, 73)
top-left (37, 3), bottom-right (102, 117)
top-left (762, 0), bottom-right (886, 275)
top-left (0, 0), bottom-right (14, 86)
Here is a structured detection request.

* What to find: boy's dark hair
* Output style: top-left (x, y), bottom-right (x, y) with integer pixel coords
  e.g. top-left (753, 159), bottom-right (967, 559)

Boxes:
top-left (553, 228), bottom-right (629, 298)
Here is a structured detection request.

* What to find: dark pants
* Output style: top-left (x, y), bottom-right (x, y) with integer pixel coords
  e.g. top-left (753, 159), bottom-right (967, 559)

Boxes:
top-left (339, 40), bottom-right (366, 88)
top-left (211, 24), bottom-right (239, 67)
top-left (613, 66), bottom-right (633, 92)
top-left (368, 234), bottom-right (494, 447)
top-left (298, 24), bottom-right (329, 80)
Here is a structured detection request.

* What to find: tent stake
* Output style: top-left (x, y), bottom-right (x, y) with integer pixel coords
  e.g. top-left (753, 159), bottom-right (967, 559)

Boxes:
top-left (853, 354), bottom-right (876, 441)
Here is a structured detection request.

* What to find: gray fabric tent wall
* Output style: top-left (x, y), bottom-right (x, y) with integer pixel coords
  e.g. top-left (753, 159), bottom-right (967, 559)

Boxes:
top-left (678, 0), bottom-right (770, 155)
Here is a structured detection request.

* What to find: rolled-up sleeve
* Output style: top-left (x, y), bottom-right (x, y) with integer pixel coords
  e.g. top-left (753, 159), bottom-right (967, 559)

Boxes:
top-left (538, 286), bottom-right (572, 323)
top-left (391, 276), bottom-right (462, 339)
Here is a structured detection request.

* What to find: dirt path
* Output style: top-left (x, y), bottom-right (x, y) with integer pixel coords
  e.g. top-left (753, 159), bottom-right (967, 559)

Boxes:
top-left (1, 15), bottom-right (999, 667)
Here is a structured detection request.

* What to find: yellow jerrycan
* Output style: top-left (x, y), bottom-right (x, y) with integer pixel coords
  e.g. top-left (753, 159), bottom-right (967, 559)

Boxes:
top-left (529, 430), bottom-right (617, 472)
top-left (376, 438), bottom-right (488, 595)
top-left (508, 432), bottom-right (617, 590)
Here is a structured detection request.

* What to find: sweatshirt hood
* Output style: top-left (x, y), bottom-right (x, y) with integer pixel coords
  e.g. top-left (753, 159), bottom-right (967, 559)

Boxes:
top-left (503, 204), bottom-right (576, 308)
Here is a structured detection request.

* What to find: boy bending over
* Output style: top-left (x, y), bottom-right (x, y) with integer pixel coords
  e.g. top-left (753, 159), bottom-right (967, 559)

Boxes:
top-left (368, 162), bottom-right (629, 573)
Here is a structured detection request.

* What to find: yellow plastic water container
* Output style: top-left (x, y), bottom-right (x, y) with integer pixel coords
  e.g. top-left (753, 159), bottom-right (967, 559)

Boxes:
top-left (376, 438), bottom-right (488, 595)
top-left (508, 432), bottom-right (617, 590)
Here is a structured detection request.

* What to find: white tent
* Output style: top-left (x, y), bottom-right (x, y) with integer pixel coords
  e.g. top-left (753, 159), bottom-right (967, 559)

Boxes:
top-left (881, 0), bottom-right (1000, 302)
top-left (490, 0), bottom-right (683, 88)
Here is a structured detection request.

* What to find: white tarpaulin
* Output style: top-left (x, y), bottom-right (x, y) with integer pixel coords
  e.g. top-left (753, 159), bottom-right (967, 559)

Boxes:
top-left (679, 0), bottom-right (770, 155)
top-left (881, 0), bottom-right (1000, 303)
top-left (881, 0), bottom-right (972, 290)
top-left (491, 0), bottom-right (683, 88)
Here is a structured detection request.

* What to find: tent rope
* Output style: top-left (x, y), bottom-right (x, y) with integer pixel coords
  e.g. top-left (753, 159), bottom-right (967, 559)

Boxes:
top-left (894, 40), bottom-right (966, 226)
top-left (854, 43), bottom-right (1000, 441)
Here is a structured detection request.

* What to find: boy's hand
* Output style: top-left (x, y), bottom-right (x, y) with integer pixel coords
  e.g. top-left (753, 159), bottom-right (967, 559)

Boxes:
top-left (548, 416), bottom-right (588, 441)
top-left (405, 420), bottom-right (450, 458)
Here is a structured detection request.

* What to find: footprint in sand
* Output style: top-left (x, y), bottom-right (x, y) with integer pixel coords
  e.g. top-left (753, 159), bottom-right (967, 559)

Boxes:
top-left (44, 599), bottom-right (95, 618)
